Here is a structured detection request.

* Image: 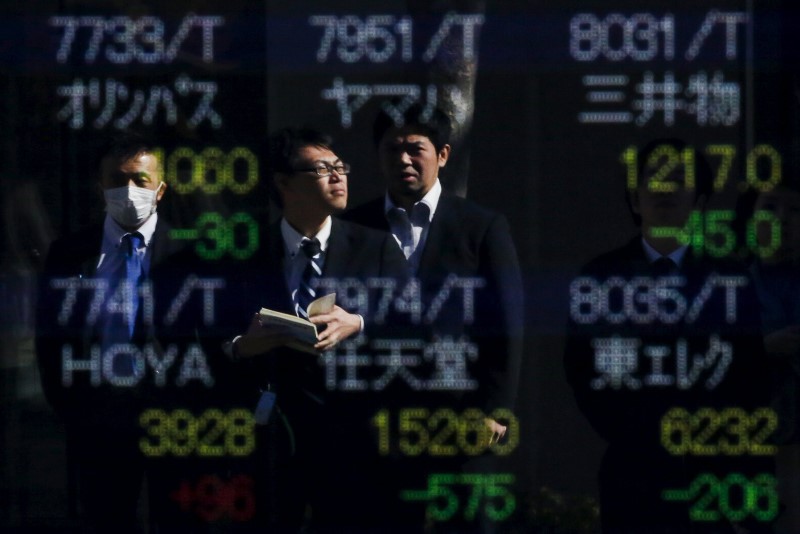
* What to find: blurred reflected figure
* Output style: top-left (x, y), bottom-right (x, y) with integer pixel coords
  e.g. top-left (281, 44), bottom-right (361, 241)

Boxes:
top-left (35, 133), bottom-right (190, 532)
top-left (565, 140), bottom-right (773, 533)
top-left (743, 183), bottom-right (800, 532)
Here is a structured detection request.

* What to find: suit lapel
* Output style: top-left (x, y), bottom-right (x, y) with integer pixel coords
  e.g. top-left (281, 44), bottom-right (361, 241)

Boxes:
top-left (75, 225), bottom-right (104, 277)
top-left (262, 221), bottom-right (295, 313)
top-left (136, 221), bottom-right (177, 344)
top-left (416, 193), bottom-right (456, 279)
top-left (149, 221), bottom-right (181, 269)
top-left (257, 218), bottom-right (355, 311)
top-left (369, 198), bottom-right (391, 233)
top-left (324, 218), bottom-right (351, 278)
top-left (627, 236), bottom-right (651, 276)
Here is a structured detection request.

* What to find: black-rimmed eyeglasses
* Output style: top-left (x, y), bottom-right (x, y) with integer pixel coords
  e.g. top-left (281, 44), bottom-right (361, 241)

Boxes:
top-left (293, 162), bottom-right (351, 177)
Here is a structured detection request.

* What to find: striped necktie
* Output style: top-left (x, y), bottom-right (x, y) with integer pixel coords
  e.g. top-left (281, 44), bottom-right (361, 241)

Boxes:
top-left (296, 238), bottom-right (322, 319)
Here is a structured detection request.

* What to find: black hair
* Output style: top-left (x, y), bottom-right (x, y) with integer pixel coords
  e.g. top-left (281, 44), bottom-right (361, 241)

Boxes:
top-left (372, 103), bottom-right (452, 152)
top-left (625, 138), bottom-right (714, 227)
top-left (266, 127), bottom-right (334, 208)
top-left (95, 131), bottom-right (157, 174)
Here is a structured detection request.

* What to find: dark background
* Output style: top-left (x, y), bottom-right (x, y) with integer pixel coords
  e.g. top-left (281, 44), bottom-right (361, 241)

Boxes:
top-left (1, 0), bottom-right (797, 531)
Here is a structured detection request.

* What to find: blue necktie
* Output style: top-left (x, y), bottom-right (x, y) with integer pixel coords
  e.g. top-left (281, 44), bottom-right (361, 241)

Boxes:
top-left (101, 232), bottom-right (144, 376)
top-left (123, 233), bottom-right (144, 337)
top-left (295, 238), bottom-right (322, 319)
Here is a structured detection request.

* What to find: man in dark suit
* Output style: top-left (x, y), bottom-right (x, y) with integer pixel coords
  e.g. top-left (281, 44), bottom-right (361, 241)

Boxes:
top-left (341, 106), bottom-right (523, 530)
top-left (226, 127), bottom-right (408, 529)
top-left (35, 133), bottom-right (202, 531)
top-left (564, 140), bottom-right (773, 533)
top-left (344, 104), bottom-right (523, 426)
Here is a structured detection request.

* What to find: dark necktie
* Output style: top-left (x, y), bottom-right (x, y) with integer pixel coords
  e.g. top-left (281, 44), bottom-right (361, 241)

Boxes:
top-left (295, 238), bottom-right (322, 319)
top-left (651, 256), bottom-right (677, 276)
top-left (387, 207), bottom-right (414, 259)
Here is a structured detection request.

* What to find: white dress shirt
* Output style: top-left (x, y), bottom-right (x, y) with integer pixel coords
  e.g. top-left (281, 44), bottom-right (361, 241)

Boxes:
top-left (384, 178), bottom-right (442, 273)
top-left (641, 236), bottom-right (688, 268)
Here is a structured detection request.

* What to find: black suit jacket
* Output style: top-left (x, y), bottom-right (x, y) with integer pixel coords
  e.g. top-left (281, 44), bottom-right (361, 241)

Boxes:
top-left (343, 192), bottom-right (524, 413)
top-left (228, 216), bottom-right (409, 401)
top-left (564, 237), bottom-right (770, 441)
top-left (35, 219), bottom-right (201, 425)
top-left (216, 217), bottom-right (409, 527)
top-left (246, 216), bottom-right (408, 314)
top-left (563, 236), bottom-right (772, 530)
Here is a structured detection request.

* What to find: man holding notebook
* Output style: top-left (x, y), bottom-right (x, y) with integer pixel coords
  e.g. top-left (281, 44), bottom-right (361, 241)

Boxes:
top-left (230, 127), bottom-right (392, 356)
top-left (225, 127), bottom-right (407, 530)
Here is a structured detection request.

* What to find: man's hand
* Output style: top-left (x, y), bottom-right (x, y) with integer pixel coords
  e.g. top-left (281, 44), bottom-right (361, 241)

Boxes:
top-left (484, 418), bottom-right (507, 445)
top-left (234, 313), bottom-right (296, 358)
top-left (310, 305), bottom-right (361, 350)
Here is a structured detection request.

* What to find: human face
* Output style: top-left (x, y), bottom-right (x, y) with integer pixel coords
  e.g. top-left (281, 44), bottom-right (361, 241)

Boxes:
top-left (631, 165), bottom-right (701, 234)
top-left (100, 151), bottom-right (165, 199)
top-left (100, 151), bottom-right (166, 230)
top-left (279, 145), bottom-right (348, 214)
top-left (379, 127), bottom-right (450, 207)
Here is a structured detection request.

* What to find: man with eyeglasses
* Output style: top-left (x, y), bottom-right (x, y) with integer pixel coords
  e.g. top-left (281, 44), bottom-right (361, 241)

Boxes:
top-left (224, 127), bottom-right (407, 530)
top-left (229, 127), bottom-right (407, 355)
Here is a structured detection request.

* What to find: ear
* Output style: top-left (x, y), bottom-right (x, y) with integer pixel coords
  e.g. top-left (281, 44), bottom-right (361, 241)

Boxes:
top-left (156, 181), bottom-right (167, 203)
top-left (438, 144), bottom-right (451, 168)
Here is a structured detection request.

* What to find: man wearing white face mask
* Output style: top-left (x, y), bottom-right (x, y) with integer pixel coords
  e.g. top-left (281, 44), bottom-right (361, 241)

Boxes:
top-left (35, 132), bottom-right (195, 532)
top-left (95, 137), bottom-right (166, 320)
top-left (102, 154), bottom-right (165, 230)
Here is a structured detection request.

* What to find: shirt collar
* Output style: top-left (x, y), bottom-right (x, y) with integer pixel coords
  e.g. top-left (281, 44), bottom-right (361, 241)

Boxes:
top-left (641, 236), bottom-right (688, 266)
top-left (281, 216), bottom-right (332, 258)
top-left (384, 178), bottom-right (442, 222)
top-left (103, 212), bottom-right (158, 248)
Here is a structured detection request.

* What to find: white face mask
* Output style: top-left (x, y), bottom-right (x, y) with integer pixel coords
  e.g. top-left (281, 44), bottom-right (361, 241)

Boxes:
top-left (104, 182), bottom-right (163, 228)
